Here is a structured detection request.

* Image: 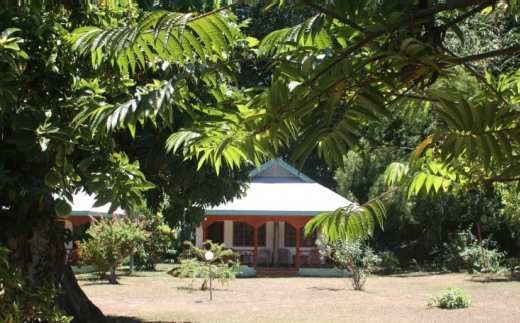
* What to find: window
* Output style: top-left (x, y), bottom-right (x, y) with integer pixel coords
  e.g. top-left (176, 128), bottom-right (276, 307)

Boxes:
top-left (207, 222), bottom-right (224, 244)
top-left (258, 224), bottom-right (266, 247)
top-left (284, 223), bottom-right (296, 247)
top-left (300, 228), bottom-right (316, 247)
top-left (285, 224), bottom-right (316, 247)
top-left (233, 222), bottom-right (254, 246)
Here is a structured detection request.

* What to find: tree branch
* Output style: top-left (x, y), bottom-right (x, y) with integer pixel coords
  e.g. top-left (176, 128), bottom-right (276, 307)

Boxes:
top-left (301, 0), bottom-right (365, 33)
top-left (306, 1), bottom-right (497, 86)
top-left (360, 187), bottom-right (401, 208)
top-left (484, 177), bottom-right (520, 184)
top-left (404, 95), bottom-right (439, 102)
top-left (456, 44), bottom-right (520, 64)
top-left (200, 57), bottom-right (301, 76)
top-left (443, 4), bottom-right (491, 29)
top-left (410, 0), bottom-right (497, 22)
top-left (190, 2), bottom-right (240, 21)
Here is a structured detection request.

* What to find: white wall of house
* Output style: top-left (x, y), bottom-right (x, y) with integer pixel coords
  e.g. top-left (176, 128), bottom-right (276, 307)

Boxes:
top-left (224, 221), bottom-right (233, 247)
top-left (195, 224), bottom-right (203, 248)
top-left (279, 222), bottom-right (286, 248)
top-left (265, 221), bottom-right (274, 250)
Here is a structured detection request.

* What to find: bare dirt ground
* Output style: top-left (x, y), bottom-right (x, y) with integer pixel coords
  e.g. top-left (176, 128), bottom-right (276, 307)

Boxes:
top-left (78, 266), bottom-right (520, 323)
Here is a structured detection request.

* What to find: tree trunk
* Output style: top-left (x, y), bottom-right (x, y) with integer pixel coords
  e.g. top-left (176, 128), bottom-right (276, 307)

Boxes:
top-left (109, 265), bottom-right (117, 284)
top-left (129, 254), bottom-right (134, 274)
top-left (4, 213), bottom-right (106, 322)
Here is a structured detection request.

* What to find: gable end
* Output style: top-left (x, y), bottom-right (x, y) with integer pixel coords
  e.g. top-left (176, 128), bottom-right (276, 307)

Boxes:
top-left (250, 159), bottom-right (314, 183)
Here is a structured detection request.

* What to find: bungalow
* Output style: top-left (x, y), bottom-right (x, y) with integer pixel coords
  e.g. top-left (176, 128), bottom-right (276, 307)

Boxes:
top-left (195, 159), bottom-right (353, 274)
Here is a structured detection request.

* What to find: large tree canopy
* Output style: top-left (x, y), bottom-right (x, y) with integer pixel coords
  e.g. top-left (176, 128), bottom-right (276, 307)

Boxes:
top-left (0, 1), bottom-right (250, 321)
top-left (2, 1), bottom-right (520, 320)
top-left (165, 0), bottom-right (520, 241)
top-left (69, 0), bottom-right (520, 241)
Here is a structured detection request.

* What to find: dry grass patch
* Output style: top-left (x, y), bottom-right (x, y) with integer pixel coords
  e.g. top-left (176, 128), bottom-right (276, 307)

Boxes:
top-left (78, 266), bottom-right (520, 323)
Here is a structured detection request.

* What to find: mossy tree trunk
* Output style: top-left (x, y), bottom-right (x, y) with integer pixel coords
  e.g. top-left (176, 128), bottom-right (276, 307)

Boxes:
top-left (3, 203), bottom-right (106, 322)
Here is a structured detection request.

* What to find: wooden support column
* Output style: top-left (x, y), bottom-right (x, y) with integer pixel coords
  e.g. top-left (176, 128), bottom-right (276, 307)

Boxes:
top-left (253, 225), bottom-right (258, 267)
top-left (295, 226), bottom-right (301, 270)
top-left (202, 222), bottom-right (207, 243)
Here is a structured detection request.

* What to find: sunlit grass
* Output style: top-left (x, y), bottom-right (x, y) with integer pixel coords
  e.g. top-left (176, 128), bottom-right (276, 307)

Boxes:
top-left (80, 268), bottom-right (520, 323)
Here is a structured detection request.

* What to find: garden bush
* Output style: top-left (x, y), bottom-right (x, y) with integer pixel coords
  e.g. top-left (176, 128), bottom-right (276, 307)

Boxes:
top-left (136, 213), bottom-right (177, 270)
top-left (507, 257), bottom-right (520, 276)
top-left (78, 214), bottom-right (149, 283)
top-left (378, 250), bottom-right (400, 273)
top-left (432, 227), bottom-right (505, 273)
top-left (323, 239), bottom-right (380, 290)
top-left (428, 286), bottom-right (473, 309)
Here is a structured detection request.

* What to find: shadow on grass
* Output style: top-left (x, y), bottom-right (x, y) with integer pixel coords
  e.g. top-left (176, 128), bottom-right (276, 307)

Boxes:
top-left (378, 270), bottom-right (451, 278)
top-left (75, 276), bottom-right (100, 282)
top-left (74, 275), bottom-right (109, 286)
top-left (468, 273), bottom-right (520, 283)
top-left (307, 286), bottom-right (344, 292)
top-left (106, 316), bottom-right (145, 323)
top-left (106, 316), bottom-right (192, 323)
top-left (78, 281), bottom-right (110, 286)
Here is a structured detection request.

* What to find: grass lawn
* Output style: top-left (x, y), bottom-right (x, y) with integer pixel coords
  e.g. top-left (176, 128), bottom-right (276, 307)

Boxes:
top-left (77, 265), bottom-right (520, 323)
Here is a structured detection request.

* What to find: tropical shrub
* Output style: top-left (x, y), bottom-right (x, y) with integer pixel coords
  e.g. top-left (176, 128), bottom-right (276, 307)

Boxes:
top-left (77, 215), bottom-right (149, 284)
top-left (432, 227), bottom-right (505, 273)
top-left (378, 250), bottom-right (400, 273)
top-left (136, 213), bottom-right (177, 270)
top-left (0, 246), bottom-right (72, 322)
top-left (507, 257), bottom-right (520, 277)
top-left (323, 239), bottom-right (381, 290)
top-left (173, 240), bottom-right (241, 290)
top-left (428, 286), bottom-right (473, 309)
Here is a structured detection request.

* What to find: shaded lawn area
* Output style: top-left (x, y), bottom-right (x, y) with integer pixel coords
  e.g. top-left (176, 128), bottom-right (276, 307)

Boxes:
top-left (77, 265), bottom-right (520, 323)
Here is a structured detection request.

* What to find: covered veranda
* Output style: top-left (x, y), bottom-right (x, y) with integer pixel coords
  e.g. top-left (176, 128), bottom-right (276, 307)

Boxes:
top-left (199, 215), bottom-right (332, 270)
top-left (195, 159), bottom-right (353, 271)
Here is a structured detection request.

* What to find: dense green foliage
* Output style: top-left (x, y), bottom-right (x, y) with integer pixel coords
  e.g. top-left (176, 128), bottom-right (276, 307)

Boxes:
top-left (153, 1), bottom-right (520, 243)
top-left (78, 215), bottom-right (149, 284)
top-left (0, 1), bottom-right (251, 317)
top-left (137, 213), bottom-right (177, 270)
top-left (378, 250), bottom-right (400, 274)
top-left (2, 0), bottom-right (520, 317)
top-left (333, 112), bottom-right (518, 264)
top-left (428, 286), bottom-right (473, 309)
top-left (432, 227), bottom-right (506, 273)
top-left (0, 246), bottom-right (72, 322)
top-left (0, 0), bottom-right (251, 245)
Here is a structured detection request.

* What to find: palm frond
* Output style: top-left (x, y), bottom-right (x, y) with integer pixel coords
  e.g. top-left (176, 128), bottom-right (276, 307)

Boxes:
top-left (258, 14), bottom-right (332, 56)
top-left (68, 10), bottom-right (239, 73)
